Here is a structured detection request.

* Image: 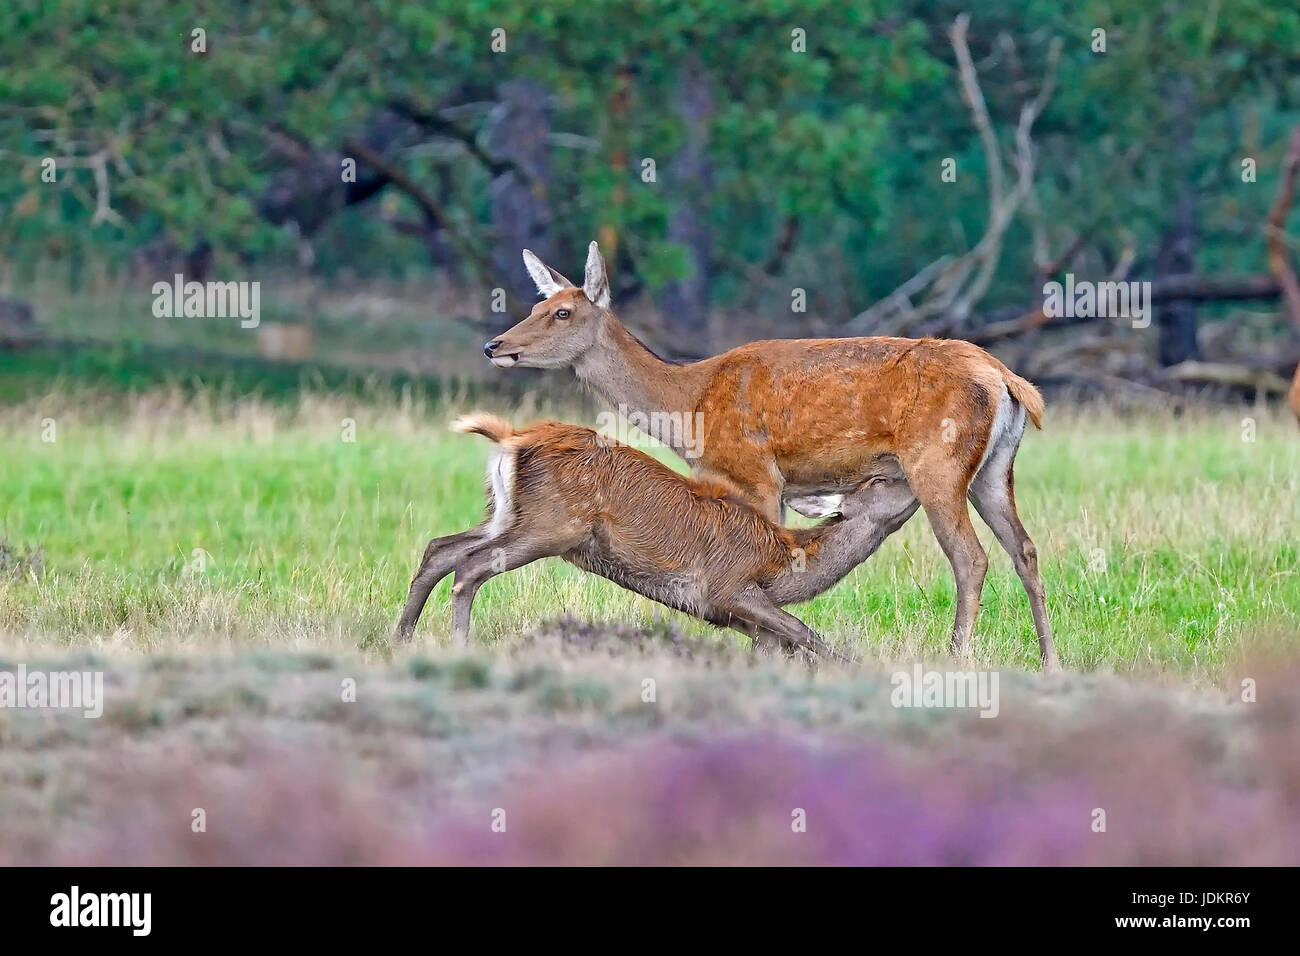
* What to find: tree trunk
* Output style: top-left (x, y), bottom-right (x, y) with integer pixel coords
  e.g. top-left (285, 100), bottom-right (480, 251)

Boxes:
top-left (1155, 77), bottom-right (1201, 366)
top-left (657, 55), bottom-right (714, 340)
top-left (488, 80), bottom-right (552, 304)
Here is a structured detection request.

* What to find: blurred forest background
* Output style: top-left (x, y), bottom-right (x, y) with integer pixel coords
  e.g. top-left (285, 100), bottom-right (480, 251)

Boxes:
top-left (2, 0), bottom-right (1300, 406)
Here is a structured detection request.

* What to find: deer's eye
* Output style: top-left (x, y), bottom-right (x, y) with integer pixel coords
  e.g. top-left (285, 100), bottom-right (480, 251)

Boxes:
top-left (555, 309), bottom-right (571, 320)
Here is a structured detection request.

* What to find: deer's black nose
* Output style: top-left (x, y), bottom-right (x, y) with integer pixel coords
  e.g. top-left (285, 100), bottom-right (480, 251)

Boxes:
top-left (483, 340), bottom-right (502, 358)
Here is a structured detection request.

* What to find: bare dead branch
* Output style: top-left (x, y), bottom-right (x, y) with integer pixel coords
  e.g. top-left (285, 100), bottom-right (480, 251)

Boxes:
top-left (951, 13), bottom-right (1003, 223)
top-left (386, 98), bottom-right (534, 184)
top-left (1164, 360), bottom-right (1292, 395)
top-left (49, 149), bottom-right (123, 225)
top-left (1148, 272), bottom-right (1282, 301)
top-left (939, 34), bottom-right (1060, 325)
top-left (963, 271), bottom-right (1286, 346)
top-left (845, 17), bottom-right (1060, 334)
top-left (343, 139), bottom-right (523, 313)
top-left (846, 256), bottom-right (954, 332)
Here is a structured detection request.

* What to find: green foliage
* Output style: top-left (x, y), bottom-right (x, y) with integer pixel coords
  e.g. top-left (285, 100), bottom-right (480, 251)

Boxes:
top-left (1, 0), bottom-right (1298, 318)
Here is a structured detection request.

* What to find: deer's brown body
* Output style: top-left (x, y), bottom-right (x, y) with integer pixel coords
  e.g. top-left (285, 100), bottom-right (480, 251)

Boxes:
top-left (636, 333), bottom-right (1042, 507)
top-left (396, 413), bottom-right (918, 658)
top-left (484, 242), bottom-right (1059, 670)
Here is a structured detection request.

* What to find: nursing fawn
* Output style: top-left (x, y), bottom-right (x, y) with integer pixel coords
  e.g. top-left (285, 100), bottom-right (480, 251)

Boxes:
top-left (396, 413), bottom-right (918, 660)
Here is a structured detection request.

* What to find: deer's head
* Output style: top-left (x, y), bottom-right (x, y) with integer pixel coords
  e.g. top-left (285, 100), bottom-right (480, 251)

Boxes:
top-left (484, 242), bottom-right (611, 369)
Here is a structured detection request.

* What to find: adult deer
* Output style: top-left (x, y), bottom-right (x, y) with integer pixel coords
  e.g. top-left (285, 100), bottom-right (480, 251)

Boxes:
top-left (484, 242), bottom-right (1059, 671)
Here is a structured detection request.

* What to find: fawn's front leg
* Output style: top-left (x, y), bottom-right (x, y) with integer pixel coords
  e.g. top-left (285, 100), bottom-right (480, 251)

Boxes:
top-left (726, 587), bottom-right (851, 666)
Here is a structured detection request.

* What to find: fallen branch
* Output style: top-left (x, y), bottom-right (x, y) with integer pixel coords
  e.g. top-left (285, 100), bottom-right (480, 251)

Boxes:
top-left (1148, 272), bottom-right (1282, 302)
top-left (952, 271), bottom-right (1287, 346)
top-left (964, 307), bottom-right (1053, 344)
top-left (1163, 360), bottom-right (1292, 396)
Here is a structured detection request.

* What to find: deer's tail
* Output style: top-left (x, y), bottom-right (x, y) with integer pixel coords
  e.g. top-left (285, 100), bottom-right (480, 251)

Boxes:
top-left (990, 360), bottom-right (1044, 430)
top-left (450, 412), bottom-right (515, 444)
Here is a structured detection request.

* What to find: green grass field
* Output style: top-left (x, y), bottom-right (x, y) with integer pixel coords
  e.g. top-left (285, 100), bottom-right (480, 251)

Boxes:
top-left (3, 387), bottom-right (1296, 681)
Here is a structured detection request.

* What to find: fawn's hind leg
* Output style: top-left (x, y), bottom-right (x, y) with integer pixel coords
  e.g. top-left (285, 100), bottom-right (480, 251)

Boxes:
top-left (396, 529), bottom-right (485, 641)
top-left (448, 536), bottom-right (561, 647)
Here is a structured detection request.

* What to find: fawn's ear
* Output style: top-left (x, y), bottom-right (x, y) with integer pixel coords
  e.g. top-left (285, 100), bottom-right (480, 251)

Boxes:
top-left (582, 240), bottom-right (611, 308)
top-left (522, 249), bottom-right (573, 298)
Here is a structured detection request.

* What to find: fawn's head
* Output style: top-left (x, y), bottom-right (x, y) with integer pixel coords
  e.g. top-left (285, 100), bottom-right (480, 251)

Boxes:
top-left (485, 241), bottom-right (611, 368)
top-left (788, 475), bottom-right (916, 522)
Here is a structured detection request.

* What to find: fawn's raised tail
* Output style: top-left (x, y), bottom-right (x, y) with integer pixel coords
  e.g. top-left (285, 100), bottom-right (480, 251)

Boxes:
top-left (450, 412), bottom-right (514, 443)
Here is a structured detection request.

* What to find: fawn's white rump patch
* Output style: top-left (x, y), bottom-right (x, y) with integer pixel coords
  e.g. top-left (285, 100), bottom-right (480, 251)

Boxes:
top-left (486, 447), bottom-right (516, 538)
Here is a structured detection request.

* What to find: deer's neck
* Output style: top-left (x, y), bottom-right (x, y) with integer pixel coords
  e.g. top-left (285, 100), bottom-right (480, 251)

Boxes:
top-left (574, 316), bottom-right (707, 439)
top-left (765, 516), bottom-right (892, 606)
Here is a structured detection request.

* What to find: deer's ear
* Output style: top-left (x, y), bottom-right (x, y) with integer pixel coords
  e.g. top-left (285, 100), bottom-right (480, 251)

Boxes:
top-left (583, 240), bottom-right (611, 308)
top-left (522, 249), bottom-right (573, 297)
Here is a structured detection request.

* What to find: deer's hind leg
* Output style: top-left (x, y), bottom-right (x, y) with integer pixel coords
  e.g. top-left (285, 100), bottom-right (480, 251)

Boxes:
top-left (967, 407), bottom-right (1058, 672)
